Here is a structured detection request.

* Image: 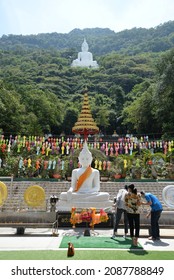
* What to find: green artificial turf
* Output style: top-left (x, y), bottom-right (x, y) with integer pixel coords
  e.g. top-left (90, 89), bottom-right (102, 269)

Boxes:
top-left (0, 250), bottom-right (174, 260)
top-left (60, 236), bottom-right (143, 249)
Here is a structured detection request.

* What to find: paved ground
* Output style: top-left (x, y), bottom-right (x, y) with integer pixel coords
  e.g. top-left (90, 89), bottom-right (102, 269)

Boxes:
top-left (0, 227), bottom-right (174, 251)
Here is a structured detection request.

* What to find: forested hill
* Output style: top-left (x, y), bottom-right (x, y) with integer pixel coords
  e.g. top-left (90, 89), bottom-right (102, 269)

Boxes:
top-left (0, 20), bottom-right (174, 55)
top-left (0, 21), bottom-right (174, 138)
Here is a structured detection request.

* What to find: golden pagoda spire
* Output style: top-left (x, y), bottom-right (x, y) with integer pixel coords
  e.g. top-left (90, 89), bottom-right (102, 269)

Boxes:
top-left (72, 92), bottom-right (99, 140)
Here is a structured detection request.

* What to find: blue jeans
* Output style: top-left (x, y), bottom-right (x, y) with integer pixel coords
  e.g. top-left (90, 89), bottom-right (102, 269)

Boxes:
top-left (150, 210), bottom-right (162, 239)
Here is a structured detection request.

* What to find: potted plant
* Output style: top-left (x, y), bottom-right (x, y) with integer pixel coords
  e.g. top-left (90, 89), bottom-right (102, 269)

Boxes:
top-left (110, 155), bottom-right (129, 179)
top-left (62, 154), bottom-right (79, 181)
top-left (110, 168), bottom-right (122, 179)
top-left (100, 168), bottom-right (110, 181)
top-left (131, 157), bottom-right (142, 179)
top-left (166, 149), bottom-right (174, 179)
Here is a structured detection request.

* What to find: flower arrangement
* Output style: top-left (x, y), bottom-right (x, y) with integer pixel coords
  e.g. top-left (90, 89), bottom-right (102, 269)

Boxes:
top-left (70, 207), bottom-right (82, 228)
top-left (99, 208), bottom-right (109, 222)
top-left (70, 207), bottom-right (109, 229)
top-left (80, 209), bottom-right (92, 222)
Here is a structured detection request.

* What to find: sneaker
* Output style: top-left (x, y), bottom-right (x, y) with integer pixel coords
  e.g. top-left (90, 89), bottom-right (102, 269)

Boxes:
top-left (133, 237), bottom-right (138, 246)
top-left (111, 232), bottom-right (117, 238)
top-left (123, 233), bottom-right (128, 238)
top-left (148, 236), bottom-right (156, 241)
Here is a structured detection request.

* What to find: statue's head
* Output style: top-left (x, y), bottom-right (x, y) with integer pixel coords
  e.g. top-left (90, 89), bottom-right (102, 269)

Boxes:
top-left (81, 38), bottom-right (89, 52)
top-left (78, 141), bottom-right (92, 167)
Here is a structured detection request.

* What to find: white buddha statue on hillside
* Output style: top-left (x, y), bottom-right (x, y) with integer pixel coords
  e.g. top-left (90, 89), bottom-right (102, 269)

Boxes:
top-left (71, 39), bottom-right (99, 68)
top-left (57, 142), bottom-right (112, 211)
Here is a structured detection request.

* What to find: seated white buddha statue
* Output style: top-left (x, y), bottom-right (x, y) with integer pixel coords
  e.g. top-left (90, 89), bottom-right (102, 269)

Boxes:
top-left (71, 39), bottom-right (99, 68)
top-left (57, 142), bottom-right (112, 211)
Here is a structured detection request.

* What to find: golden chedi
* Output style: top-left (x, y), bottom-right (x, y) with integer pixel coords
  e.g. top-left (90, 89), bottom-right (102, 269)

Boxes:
top-left (72, 92), bottom-right (99, 139)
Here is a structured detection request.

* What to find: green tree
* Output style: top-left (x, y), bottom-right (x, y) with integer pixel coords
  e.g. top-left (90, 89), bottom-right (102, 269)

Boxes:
top-left (19, 89), bottom-right (63, 134)
top-left (62, 107), bottom-right (79, 135)
top-left (95, 105), bottom-right (110, 134)
top-left (0, 83), bottom-right (26, 134)
top-left (122, 83), bottom-right (156, 134)
top-left (109, 85), bottom-right (125, 116)
top-left (153, 48), bottom-right (174, 137)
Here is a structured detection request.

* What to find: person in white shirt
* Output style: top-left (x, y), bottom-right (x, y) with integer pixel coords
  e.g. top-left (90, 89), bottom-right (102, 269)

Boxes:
top-left (113, 185), bottom-right (128, 238)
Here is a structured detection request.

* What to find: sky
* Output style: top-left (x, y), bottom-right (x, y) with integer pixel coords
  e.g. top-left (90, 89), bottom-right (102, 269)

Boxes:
top-left (0, 0), bottom-right (173, 37)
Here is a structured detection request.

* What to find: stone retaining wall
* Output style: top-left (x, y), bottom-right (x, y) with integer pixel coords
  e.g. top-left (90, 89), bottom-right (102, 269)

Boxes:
top-left (0, 180), bottom-right (174, 229)
top-left (1, 180), bottom-right (174, 212)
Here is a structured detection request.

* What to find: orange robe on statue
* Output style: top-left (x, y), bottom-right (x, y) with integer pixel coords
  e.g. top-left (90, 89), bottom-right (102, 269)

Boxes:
top-left (75, 166), bottom-right (92, 192)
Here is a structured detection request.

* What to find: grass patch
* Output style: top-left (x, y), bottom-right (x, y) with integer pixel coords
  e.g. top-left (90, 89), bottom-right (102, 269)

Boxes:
top-left (0, 250), bottom-right (174, 260)
top-left (60, 236), bottom-right (143, 249)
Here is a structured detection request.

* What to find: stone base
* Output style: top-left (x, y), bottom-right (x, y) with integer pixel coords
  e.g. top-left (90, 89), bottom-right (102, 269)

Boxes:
top-left (57, 200), bottom-right (113, 212)
top-left (84, 228), bottom-right (91, 236)
top-left (57, 211), bottom-right (113, 228)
